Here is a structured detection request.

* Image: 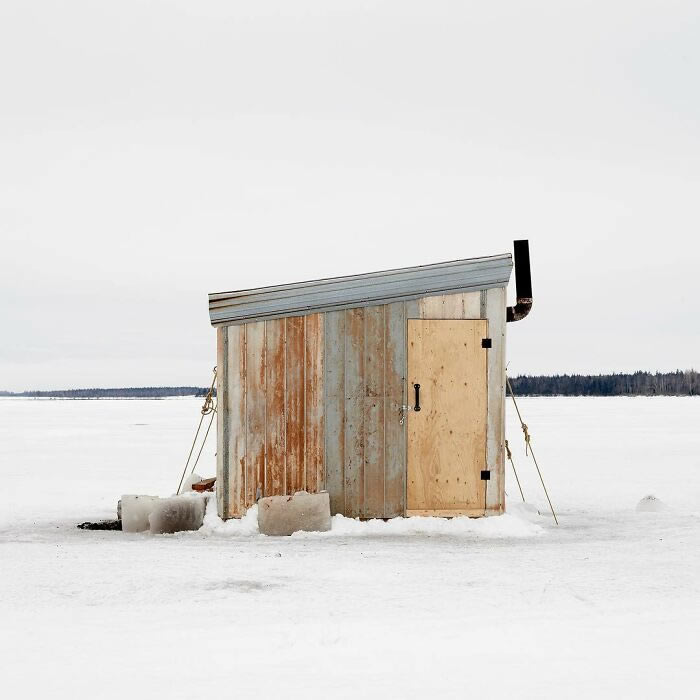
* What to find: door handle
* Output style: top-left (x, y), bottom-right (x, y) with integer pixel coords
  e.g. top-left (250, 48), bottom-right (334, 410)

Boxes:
top-left (413, 383), bottom-right (421, 412)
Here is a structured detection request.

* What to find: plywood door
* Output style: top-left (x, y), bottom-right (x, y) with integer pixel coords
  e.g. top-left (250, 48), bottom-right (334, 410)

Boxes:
top-left (407, 319), bottom-right (488, 516)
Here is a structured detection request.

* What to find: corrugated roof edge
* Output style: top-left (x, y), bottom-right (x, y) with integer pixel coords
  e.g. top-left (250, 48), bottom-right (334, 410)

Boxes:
top-left (209, 253), bottom-right (512, 326)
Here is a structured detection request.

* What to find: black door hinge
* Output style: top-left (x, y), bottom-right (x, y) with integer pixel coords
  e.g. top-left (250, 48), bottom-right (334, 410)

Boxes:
top-left (481, 338), bottom-right (492, 348)
top-left (480, 470), bottom-right (491, 481)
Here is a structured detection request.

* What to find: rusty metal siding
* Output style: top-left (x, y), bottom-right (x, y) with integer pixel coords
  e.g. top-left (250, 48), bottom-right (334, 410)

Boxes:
top-left (363, 305), bottom-right (386, 517)
top-left (209, 254), bottom-right (512, 326)
top-left (323, 302), bottom-right (407, 518)
top-left (323, 310), bottom-right (346, 516)
top-left (216, 327), bottom-right (229, 518)
top-left (216, 315), bottom-right (326, 519)
top-left (344, 308), bottom-right (365, 517)
top-left (285, 316), bottom-right (305, 495)
top-left (224, 325), bottom-right (246, 518)
top-left (245, 321), bottom-right (266, 508)
top-left (264, 319), bottom-right (286, 496)
top-left (304, 314), bottom-right (324, 494)
top-left (383, 302), bottom-right (406, 517)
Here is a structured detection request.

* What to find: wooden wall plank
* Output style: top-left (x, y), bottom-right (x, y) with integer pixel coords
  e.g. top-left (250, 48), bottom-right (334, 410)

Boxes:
top-left (441, 293), bottom-right (464, 318)
top-left (304, 314), bottom-right (324, 494)
top-left (462, 291), bottom-right (481, 318)
top-left (216, 327), bottom-right (229, 518)
top-left (285, 317), bottom-right (305, 494)
top-left (226, 325), bottom-right (246, 517)
top-left (265, 319), bottom-right (286, 496)
top-left (384, 302), bottom-right (406, 517)
top-left (419, 294), bottom-right (445, 319)
top-left (324, 310), bottom-right (346, 515)
top-left (363, 305), bottom-right (385, 517)
top-left (344, 308), bottom-right (365, 517)
top-left (485, 287), bottom-right (506, 512)
top-left (245, 321), bottom-right (265, 507)
top-left (418, 291), bottom-right (482, 320)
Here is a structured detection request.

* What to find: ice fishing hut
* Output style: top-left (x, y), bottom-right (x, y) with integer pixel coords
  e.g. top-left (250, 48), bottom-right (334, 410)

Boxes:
top-left (208, 240), bottom-right (532, 520)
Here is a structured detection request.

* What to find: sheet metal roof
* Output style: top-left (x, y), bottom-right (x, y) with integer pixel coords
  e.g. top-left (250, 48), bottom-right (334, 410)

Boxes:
top-left (209, 253), bottom-right (512, 326)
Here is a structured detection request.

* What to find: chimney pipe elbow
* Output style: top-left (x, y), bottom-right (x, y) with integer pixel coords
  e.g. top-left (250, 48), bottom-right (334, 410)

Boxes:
top-left (506, 239), bottom-right (532, 323)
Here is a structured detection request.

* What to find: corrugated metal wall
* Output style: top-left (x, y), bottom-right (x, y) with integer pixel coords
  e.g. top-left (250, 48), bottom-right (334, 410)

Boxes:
top-left (216, 314), bottom-right (325, 518)
top-left (216, 289), bottom-right (505, 520)
top-left (324, 303), bottom-right (406, 518)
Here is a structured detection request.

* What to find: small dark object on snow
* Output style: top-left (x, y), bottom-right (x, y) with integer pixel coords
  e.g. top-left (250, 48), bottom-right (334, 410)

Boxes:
top-left (77, 519), bottom-right (122, 531)
top-left (191, 477), bottom-right (216, 493)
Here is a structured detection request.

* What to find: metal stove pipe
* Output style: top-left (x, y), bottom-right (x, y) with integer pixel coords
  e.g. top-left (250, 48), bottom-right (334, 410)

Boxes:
top-left (506, 239), bottom-right (532, 323)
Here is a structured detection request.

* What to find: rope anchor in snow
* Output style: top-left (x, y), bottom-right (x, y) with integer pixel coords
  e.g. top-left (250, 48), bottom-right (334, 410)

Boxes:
top-left (506, 376), bottom-right (559, 525)
top-left (176, 366), bottom-right (218, 495)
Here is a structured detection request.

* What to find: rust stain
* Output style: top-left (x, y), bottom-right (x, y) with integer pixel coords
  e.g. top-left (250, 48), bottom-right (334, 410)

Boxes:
top-left (285, 316), bottom-right (305, 496)
top-left (265, 319), bottom-right (286, 497)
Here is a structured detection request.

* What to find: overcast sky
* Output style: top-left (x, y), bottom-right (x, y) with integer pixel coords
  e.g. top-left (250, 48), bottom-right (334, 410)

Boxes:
top-left (1, 1), bottom-right (698, 391)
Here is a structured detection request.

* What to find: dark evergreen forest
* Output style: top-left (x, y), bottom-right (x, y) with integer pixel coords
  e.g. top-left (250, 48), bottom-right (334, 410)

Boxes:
top-left (509, 370), bottom-right (698, 396)
top-left (1, 371), bottom-right (696, 398)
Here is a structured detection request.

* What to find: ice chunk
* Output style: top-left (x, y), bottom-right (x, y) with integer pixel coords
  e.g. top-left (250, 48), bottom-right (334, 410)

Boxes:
top-left (121, 495), bottom-right (160, 533)
top-left (636, 495), bottom-right (667, 512)
top-left (149, 494), bottom-right (207, 534)
top-left (258, 491), bottom-right (331, 536)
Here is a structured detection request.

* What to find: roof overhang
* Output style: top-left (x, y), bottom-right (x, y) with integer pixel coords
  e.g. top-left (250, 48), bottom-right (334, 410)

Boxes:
top-left (208, 253), bottom-right (512, 326)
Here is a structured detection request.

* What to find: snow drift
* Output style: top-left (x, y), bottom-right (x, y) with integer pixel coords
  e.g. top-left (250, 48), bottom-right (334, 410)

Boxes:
top-left (199, 497), bottom-right (544, 538)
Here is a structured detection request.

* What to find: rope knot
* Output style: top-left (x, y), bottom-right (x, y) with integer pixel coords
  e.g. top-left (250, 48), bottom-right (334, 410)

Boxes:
top-left (521, 422), bottom-right (531, 455)
top-left (200, 367), bottom-right (217, 415)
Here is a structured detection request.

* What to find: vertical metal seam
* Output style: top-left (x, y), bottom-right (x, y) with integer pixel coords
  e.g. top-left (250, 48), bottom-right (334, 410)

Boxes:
top-left (323, 314), bottom-right (328, 497)
top-left (221, 327), bottom-right (230, 519)
top-left (382, 304), bottom-right (386, 517)
top-left (263, 320), bottom-right (267, 498)
top-left (402, 301), bottom-right (407, 515)
top-left (500, 288), bottom-right (507, 512)
top-left (303, 315), bottom-right (307, 492)
top-left (243, 324), bottom-right (248, 512)
top-left (283, 318), bottom-right (287, 496)
top-left (484, 315), bottom-right (490, 511)
top-left (404, 306), bottom-right (409, 514)
top-left (342, 309), bottom-right (347, 517)
top-left (319, 315), bottom-right (323, 492)
top-left (320, 315), bottom-right (325, 491)
top-left (362, 307), bottom-right (366, 518)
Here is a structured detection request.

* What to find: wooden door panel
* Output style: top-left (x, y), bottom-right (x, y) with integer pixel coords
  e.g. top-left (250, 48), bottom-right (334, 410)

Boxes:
top-left (407, 320), bottom-right (488, 514)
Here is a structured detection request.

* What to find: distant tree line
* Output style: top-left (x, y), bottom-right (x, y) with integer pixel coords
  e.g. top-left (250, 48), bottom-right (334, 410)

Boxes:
top-left (0, 387), bottom-right (210, 399)
top-left (1, 370), bottom-right (697, 398)
top-left (509, 370), bottom-right (698, 397)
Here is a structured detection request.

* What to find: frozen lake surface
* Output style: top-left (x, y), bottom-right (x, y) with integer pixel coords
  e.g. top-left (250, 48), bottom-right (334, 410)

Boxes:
top-left (1, 397), bottom-right (699, 699)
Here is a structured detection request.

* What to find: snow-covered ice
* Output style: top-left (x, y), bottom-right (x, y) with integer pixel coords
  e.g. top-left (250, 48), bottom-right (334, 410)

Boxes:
top-left (1, 396), bottom-right (699, 699)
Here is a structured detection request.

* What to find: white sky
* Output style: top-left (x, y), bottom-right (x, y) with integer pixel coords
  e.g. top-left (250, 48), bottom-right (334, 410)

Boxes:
top-left (1, 1), bottom-right (698, 391)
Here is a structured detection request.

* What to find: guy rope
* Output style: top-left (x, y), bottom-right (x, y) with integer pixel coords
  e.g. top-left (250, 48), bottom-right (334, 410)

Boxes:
top-left (176, 367), bottom-right (217, 495)
top-left (506, 376), bottom-right (559, 524)
top-left (505, 439), bottom-right (526, 503)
